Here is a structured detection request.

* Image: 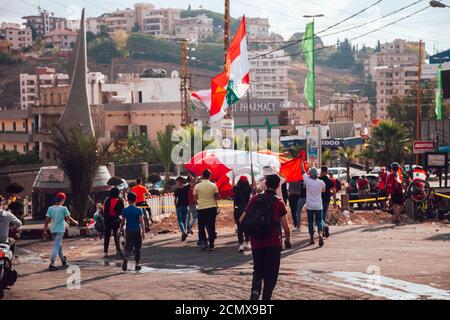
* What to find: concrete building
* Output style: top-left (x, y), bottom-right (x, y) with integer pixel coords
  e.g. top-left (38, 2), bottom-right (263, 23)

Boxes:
top-left (22, 10), bottom-right (65, 36)
top-left (364, 39), bottom-right (424, 79)
top-left (0, 109), bottom-right (32, 154)
top-left (104, 9), bottom-right (135, 34)
top-left (175, 14), bottom-right (213, 42)
top-left (246, 18), bottom-right (270, 42)
top-left (20, 68), bottom-right (105, 109)
top-left (0, 39), bottom-right (11, 54)
top-left (2, 26), bottom-right (32, 51)
top-left (20, 67), bottom-right (70, 110)
top-left (134, 3), bottom-right (155, 31)
top-left (249, 50), bottom-right (290, 102)
top-left (43, 29), bottom-right (77, 50)
top-left (135, 4), bottom-right (181, 35)
top-left (102, 73), bottom-right (180, 104)
top-left (86, 17), bottom-right (102, 34)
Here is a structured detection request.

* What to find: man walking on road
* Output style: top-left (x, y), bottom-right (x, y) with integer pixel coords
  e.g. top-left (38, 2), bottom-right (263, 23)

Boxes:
top-left (174, 176), bottom-right (190, 242)
top-left (194, 169), bottom-right (220, 251)
top-left (240, 174), bottom-right (291, 300)
top-left (301, 163), bottom-right (326, 247)
top-left (319, 166), bottom-right (335, 238)
top-left (287, 181), bottom-right (302, 229)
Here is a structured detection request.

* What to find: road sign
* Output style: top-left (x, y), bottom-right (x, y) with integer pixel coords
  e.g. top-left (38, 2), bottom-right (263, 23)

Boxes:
top-left (413, 140), bottom-right (435, 154)
top-left (306, 126), bottom-right (321, 166)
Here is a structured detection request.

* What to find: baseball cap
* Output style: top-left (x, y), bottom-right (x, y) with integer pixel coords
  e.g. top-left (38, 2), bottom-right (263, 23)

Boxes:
top-left (55, 192), bottom-right (66, 202)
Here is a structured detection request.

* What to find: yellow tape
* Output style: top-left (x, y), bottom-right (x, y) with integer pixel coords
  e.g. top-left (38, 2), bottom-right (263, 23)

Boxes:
top-left (435, 193), bottom-right (450, 199)
top-left (348, 197), bottom-right (388, 203)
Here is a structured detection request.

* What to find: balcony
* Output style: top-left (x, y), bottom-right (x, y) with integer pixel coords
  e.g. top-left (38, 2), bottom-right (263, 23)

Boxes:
top-left (0, 131), bottom-right (32, 143)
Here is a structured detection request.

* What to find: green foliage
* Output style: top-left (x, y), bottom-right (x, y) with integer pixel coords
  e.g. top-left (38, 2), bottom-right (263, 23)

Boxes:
top-left (149, 125), bottom-right (177, 180)
top-left (388, 82), bottom-right (450, 137)
top-left (0, 52), bottom-right (22, 65)
top-left (131, 23), bottom-right (141, 33)
top-left (180, 9), bottom-right (240, 34)
top-left (88, 37), bottom-right (121, 64)
top-left (327, 39), bottom-right (355, 69)
top-left (365, 120), bottom-right (411, 166)
top-left (51, 125), bottom-right (111, 221)
top-left (0, 150), bottom-right (41, 167)
top-left (110, 134), bottom-right (157, 165)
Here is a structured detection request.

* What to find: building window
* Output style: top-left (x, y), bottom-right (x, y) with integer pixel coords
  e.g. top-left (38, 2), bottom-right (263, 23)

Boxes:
top-left (13, 145), bottom-right (17, 152)
top-left (13, 122), bottom-right (16, 132)
top-left (46, 152), bottom-right (50, 159)
top-left (138, 91), bottom-right (143, 103)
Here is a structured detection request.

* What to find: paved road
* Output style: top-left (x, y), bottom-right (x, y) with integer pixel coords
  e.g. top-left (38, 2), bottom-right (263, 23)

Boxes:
top-left (4, 223), bottom-right (450, 300)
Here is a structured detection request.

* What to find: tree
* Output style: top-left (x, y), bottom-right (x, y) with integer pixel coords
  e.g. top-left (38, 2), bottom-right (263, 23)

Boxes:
top-left (321, 148), bottom-right (336, 167)
top-left (131, 23), bottom-right (141, 33)
top-left (32, 38), bottom-right (45, 55)
top-left (111, 30), bottom-right (129, 54)
top-left (374, 40), bottom-right (381, 53)
top-left (328, 38), bottom-right (355, 69)
top-left (0, 150), bottom-right (41, 167)
top-left (149, 125), bottom-right (176, 180)
top-left (110, 134), bottom-right (157, 165)
top-left (86, 31), bottom-right (96, 44)
top-left (338, 146), bottom-right (359, 182)
top-left (366, 120), bottom-right (410, 167)
top-left (88, 38), bottom-right (120, 64)
top-left (51, 125), bottom-right (111, 221)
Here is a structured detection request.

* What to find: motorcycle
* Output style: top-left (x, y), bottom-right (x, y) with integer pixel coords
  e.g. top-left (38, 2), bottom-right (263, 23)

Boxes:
top-left (0, 242), bottom-right (17, 299)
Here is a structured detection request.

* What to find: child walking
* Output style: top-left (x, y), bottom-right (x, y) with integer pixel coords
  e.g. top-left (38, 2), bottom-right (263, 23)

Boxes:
top-left (43, 192), bottom-right (79, 271)
top-left (120, 192), bottom-right (146, 271)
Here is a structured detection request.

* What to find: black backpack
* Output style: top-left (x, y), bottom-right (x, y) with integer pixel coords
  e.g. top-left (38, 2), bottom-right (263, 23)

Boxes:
top-left (241, 193), bottom-right (278, 238)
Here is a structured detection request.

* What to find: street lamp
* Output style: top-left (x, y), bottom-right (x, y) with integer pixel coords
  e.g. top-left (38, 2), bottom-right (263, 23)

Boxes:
top-left (430, 1), bottom-right (449, 8)
top-left (303, 14), bottom-right (324, 127)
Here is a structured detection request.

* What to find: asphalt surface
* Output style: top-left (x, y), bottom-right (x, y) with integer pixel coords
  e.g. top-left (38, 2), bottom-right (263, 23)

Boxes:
top-left (4, 222), bottom-right (450, 300)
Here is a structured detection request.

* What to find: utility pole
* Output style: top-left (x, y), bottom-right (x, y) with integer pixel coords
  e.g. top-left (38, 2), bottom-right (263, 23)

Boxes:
top-left (224, 0), bottom-right (232, 121)
top-left (180, 39), bottom-right (191, 126)
top-left (416, 40), bottom-right (422, 165)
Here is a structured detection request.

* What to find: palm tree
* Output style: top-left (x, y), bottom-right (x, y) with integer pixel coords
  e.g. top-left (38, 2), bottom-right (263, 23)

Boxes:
top-left (338, 146), bottom-right (359, 182)
top-left (51, 125), bottom-right (111, 221)
top-left (322, 149), bottom-right (336, 167)
top-left (149, 125), bottom-right (176, 181)
top-left (367, 120), bottom-right (410, 167)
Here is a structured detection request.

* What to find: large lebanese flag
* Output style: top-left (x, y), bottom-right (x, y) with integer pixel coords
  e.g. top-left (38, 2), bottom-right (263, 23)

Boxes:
top-left (210, 16), bottom-right (250, 122)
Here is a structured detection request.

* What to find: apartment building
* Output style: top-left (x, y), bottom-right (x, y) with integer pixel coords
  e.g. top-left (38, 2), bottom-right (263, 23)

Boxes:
top-left (175, 14), bottom-right (213, 42)
top-left (43, 29), bottom-right (77, 50)
top-left (249, 50), bottom-right (290, 102)
top-left (104, 9), bottom-right (135, 34)
top-left (0, 109), bottom-right (32, 154)
top-left (22, 9), bottom-right (65, 36)
top-left (246, 18), bottom-right (270, 42)
top-left (2, 26), bottom-right (32, 51)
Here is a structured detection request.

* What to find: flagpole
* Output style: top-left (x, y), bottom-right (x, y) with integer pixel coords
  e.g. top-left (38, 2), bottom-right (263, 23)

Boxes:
top-left (247, 92), bottom-right (255, 188)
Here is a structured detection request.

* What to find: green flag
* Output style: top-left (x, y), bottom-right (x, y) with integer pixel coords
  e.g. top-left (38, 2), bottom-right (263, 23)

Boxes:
top-left (436, 64), bottom-right (443, 120)
top-left (302, 22), bottom-right (315, 111)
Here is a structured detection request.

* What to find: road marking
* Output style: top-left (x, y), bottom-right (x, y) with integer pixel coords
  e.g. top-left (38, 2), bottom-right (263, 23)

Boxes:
top-left (297, 270), bottom-right (450, 300)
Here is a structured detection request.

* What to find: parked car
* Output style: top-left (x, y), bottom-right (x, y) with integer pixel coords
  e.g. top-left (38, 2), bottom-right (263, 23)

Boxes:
top-left (328, 167), bottom-right (348, 182)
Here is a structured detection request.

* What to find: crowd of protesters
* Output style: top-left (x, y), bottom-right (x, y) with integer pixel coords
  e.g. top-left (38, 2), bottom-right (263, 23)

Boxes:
top-left (0, 158), bottom-right (436, 300)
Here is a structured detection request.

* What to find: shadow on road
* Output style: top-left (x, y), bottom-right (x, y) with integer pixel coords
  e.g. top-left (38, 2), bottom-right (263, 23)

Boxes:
top-left (425, 233), bottom-right (450, 241)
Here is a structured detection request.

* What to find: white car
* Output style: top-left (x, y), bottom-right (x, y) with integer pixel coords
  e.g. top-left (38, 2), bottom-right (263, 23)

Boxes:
top-left (328, 167), bottom-right (348, 182)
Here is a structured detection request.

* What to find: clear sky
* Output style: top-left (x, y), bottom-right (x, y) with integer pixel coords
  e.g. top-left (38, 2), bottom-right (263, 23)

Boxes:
top-left (2, 0), bottom-right (450, 54)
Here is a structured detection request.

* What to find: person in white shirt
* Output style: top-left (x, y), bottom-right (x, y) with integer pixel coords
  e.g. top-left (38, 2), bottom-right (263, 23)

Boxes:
top-left (300, 163), bottom-right (325, 247)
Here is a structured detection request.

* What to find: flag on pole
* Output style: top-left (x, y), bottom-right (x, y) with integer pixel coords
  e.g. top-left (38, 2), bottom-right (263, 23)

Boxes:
top-left (302, 22), bottom-right (315, 111)
top-left (209, 16), bottom-right (250, 122)
top-left (412, 168), bottom-right (427, 181)
top-left (436, 64), bottom-right (443, 120)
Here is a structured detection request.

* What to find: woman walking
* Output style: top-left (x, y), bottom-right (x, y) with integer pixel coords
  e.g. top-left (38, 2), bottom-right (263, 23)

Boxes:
top-left (233, 176), bottom-right (252, 252)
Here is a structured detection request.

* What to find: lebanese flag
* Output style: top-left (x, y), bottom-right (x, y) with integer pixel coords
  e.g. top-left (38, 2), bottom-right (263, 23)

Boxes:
top-left (191, 89), bottom-right (211, 109)
top-left (210, 16), bottom-right (250, 122)
top-left (280, 151), bottom-right (308, 182)
top-left (413, 168), bottom-right (427, 181)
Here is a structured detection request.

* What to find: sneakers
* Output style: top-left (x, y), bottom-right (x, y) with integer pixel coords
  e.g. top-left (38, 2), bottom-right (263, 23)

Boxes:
top-left (122, 259), bottom-right (128, 271)
top-left (209, 244), bottom-right (215, 251)
top-left (244, 242), bottom-right (251, 250)
top-left (135, 265), bottom-right (142, 271)
top-left (309, 239), bottom-right (315, 245)
top-left (200, 242), bottom-right (208, 251)
top-left (324, 226), bottom-right (330, 238)
top-left (181, 232), bottom-right (188, 242)
top-left (103, 253), bottom-right (109, 259)
top-left (250, 290), bottom-right (260, 300)
top-left (318, 236), bottom-right (324, 247)
top-left (48, 265), bottom-right (58, 272)
top-left (238, 244), bottom-right (244, 253)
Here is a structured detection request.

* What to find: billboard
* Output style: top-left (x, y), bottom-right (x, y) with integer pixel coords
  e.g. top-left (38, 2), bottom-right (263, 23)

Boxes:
top-left (413, 140), bottom-right (436, 154)
top-left (306, 126), bottom-right (321, 166)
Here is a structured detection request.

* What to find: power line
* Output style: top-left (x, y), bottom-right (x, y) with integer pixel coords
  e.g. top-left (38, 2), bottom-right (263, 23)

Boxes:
top-left (249, 0), bottom-right (385, 60)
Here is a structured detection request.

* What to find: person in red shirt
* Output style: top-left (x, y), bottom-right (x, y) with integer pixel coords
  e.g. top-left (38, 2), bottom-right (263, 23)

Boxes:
top-left (357, 175), bottom-right (370, 198)
top-left (102, 187), bottom-right (124, 258)
top-left (239, 174), bottom-right (291, 301)
top-left (386, 162), bottom-right (404, 224)
top-left (131, 178), bottom-right (151, 232)
top-left (378, 167), bottom-right (388, 210)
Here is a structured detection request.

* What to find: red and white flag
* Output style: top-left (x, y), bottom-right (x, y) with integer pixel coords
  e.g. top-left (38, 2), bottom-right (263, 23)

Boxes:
top-left (210, 16), bottom-right (250, 122)
top-left (412, 168), bottom-right (427, 181)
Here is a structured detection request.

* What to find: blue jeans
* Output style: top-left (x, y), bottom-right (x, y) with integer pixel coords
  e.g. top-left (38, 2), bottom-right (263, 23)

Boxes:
top-left (322, 201), bottom-right (330, 226)
top-left (186, 205), bottom-right (197, 230)
top-left (50, 232), bottom-right (65, 264)
top-left (296, 198), bottom-right (306, 228)
top-left (307, 210), bottom-right (323, 237)
top-left (176, 206), bottom-right (188, 234)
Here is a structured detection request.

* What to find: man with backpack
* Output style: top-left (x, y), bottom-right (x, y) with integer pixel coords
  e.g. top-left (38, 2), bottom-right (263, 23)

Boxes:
top-left (103, 187), bottom-right (124, 258)
top-left (240, 174), bottom-right (291, 301)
